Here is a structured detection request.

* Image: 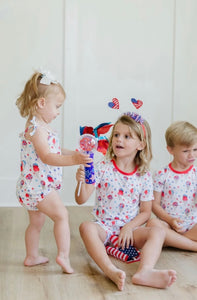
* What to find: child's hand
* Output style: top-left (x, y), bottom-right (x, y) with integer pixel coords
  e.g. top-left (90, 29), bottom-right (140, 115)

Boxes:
top-left (76, 165), bottom-right (85, 183)
top-left (72, 151), bottom-right (93, 166)
top-left (118, 224), bottom-right (134, 249)
top-left (170, 218), bottom-right (184, 233)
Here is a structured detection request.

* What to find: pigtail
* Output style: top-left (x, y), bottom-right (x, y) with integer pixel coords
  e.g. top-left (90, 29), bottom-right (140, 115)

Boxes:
top-left (16, 72), bottom-right (42, 118)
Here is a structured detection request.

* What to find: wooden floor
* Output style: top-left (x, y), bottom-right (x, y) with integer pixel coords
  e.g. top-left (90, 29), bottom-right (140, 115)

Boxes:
top-left (0, 207), bottom-right (197, 300)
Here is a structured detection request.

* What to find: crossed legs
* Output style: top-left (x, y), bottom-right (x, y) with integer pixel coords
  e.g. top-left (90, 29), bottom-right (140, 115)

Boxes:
top-left (147, 218), bottom-right (197, 251)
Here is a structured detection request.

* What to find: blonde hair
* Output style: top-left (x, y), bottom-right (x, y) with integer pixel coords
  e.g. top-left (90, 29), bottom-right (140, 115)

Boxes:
top-left (16, 71), bottom-right (65, 119)
top-left (165, 121), bottom-right (197, 147)
top-left (106, 114), bottom-right (152, 175)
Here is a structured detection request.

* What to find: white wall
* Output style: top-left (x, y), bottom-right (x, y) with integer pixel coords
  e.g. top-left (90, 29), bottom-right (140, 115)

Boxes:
top-left (0, 0), bottom-right (197, 206)
top-left (0, 0), bottom-right (64, 205)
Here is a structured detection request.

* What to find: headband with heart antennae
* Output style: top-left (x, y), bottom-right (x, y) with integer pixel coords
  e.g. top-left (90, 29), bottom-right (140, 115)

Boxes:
top-left (123, 112), bottom-right (146, 138)
top-left (107, 97), bottom-right (146, 138)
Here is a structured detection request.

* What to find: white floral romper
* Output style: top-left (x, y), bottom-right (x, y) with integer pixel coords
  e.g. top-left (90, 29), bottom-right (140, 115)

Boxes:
top-left (16, 117), bottom-right (62, 211)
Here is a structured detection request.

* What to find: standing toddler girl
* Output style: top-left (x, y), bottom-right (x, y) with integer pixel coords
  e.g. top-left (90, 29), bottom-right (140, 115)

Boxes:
top-left (16, 71), bottom-right (92, 273)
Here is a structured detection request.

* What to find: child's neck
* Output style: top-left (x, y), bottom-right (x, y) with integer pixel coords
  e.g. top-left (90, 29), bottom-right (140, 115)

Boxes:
top-left (30, 115), bottom-right (49, 127)
top-left (114, 157), bottom-right (136, 173)
top-left (170, 160), bottom-right (193, 172)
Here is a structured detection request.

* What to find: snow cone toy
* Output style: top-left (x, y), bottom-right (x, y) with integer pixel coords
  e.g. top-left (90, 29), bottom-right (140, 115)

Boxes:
top-left (77, 122), bottom-right (113, 196)
top-left (79, 134), bottom-right (97, 183)
top-left (77, 134), bottom-right (97, 196)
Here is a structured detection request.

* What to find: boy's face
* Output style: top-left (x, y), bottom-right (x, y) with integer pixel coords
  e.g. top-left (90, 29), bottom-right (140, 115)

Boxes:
top-left (167, 143), bottom-right (197, 170)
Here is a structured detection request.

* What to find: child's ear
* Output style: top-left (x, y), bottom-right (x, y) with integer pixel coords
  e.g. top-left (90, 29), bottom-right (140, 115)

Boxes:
top-left (137, 141), bottom-right (145, 151)
top-left (37, 97), bottom-right (46, 108)
top-left (167, 145), bottom-right (173, 155)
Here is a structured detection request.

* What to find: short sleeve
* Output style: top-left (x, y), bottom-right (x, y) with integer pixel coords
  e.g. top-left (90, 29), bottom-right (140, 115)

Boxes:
top-left (153, 169), bottom-right (165, 192)
top-left (140, 171), bottom-right (154, 201)
top-left (94, 160), bottom-right (107, 184)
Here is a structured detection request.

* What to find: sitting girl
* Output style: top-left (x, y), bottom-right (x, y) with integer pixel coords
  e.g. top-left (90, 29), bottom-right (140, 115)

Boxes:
top-left (75, 112), bottom-right (176, 291)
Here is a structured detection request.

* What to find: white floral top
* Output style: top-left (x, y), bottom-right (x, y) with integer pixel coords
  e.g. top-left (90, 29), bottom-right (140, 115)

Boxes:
top-left (92, 159), bottom-right (153, 229)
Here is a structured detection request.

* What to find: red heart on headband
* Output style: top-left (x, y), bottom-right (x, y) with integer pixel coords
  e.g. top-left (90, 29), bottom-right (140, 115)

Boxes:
top-left (108, 98), bottom-right (119, 109)
top-left (131, 98), bottom-right (143, 109)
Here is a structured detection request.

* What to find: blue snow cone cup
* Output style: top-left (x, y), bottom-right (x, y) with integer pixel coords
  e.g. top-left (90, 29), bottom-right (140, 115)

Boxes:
top-left (85, 152), bottom-right (95, 184)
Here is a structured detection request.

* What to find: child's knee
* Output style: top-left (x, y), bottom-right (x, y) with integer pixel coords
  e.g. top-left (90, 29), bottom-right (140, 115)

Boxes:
top-left (150, 226), bottom-right (166, 241)
top-left (53, 206), bottom-right (69, 222)
top-left (79, 221), bottom-right (93, 238)
top-left (79, 221), bottom-right (88, 236)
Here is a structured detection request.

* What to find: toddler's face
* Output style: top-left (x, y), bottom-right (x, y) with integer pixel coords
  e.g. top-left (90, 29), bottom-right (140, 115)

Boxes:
top-left (42, 91), bottom-right (65, 123)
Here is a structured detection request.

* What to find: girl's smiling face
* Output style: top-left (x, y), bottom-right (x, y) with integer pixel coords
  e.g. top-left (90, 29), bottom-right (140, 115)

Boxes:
top-left (112, 122), bottom-right (144, 159)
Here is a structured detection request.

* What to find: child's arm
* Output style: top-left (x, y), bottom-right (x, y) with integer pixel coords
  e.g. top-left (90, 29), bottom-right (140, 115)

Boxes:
top-left (118, 200), bottom-right (152, 249)
top-left (29, 127), bottom-right (92, 167)
top-left (75, 165), bottom-right (95, 205)
top-left (152, 191), bottom-right (183, 232)
top-left (152, 191), bottom-right (172, 223)
top-left (61, 148), bottom-right (77, 155)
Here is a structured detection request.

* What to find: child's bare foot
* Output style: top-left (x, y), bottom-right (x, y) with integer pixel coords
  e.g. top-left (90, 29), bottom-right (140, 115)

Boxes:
top-left (24, 255), bottom-right (49, 267)
top-left (56, 256), bottom-right (74, 274)
top-left (105, 266), bottom-right (126, 291)
top-left (132, 268), bottom-right (177, 289)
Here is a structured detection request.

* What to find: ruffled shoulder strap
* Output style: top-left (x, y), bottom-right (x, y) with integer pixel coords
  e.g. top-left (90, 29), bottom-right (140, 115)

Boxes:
top-left (25, 116), bottom-right (38, 137)
top-left (24, 116), bottom-right (54, 137)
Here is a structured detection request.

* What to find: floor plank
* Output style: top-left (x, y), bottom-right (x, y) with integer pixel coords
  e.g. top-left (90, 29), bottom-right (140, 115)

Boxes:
top-left (0, 207), bottom-right (197, 300)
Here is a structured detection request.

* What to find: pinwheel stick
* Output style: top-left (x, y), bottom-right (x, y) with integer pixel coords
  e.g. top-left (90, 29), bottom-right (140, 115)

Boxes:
top-left (77, 181), bottom-right (82, 197)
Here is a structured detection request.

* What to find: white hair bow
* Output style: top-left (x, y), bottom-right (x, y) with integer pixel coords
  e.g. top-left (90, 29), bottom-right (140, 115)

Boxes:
top-left (40, 70), bottom-right (58, 85)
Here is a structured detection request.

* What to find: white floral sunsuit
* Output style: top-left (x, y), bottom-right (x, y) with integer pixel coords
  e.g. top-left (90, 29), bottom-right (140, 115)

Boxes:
top-left (16, 117), bottom-right (62, 211)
